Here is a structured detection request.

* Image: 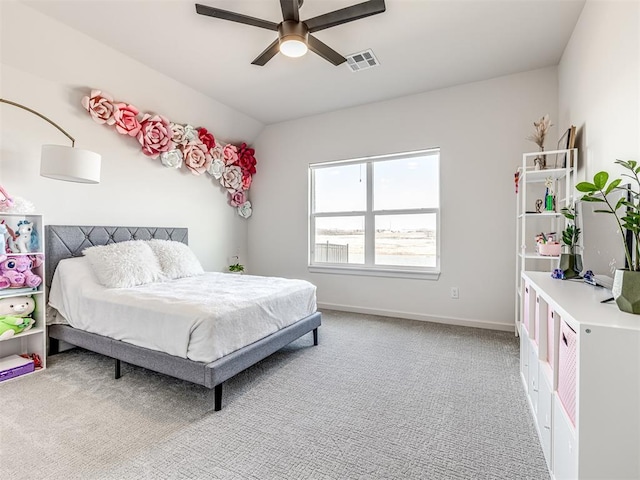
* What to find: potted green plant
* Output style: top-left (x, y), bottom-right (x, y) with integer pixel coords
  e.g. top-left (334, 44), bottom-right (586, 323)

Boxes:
top-left (576, 159), bottom-right (640, 313)
top-left (558, 205), bottom-right (582, 279)
top-left (228, 256), bottom-right (245, 274)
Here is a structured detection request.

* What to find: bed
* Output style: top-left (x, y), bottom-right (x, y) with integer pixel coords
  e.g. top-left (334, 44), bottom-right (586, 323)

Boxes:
top-left (45, 225), bottom-right (321, 411)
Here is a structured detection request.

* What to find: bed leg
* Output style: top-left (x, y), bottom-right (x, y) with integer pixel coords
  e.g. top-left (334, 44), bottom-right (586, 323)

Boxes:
top-left (114, 359), bottom-right (121, 379)
top-left (313, 328), bottom-right (319, 346)
top-left (49, 337), bottom-right (60, 356)
top-left (214, 384), bottom-right (223, 411)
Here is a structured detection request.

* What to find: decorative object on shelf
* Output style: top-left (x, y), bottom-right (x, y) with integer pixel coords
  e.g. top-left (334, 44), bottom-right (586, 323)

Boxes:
top-left (577, 160), bottom-right (640, 313)
top-left (536, 232), bottom-right (561, 256)
top-left (228, 256), bottom-right (245, 274)
top-left (7, 220), bottom-right (39, 253)
top-left (0, 185), bottom-right (13, 209)
top-left (556, 125), bottom-right (577, 168)
top-left (544, 177), bottom-right (555, 212)
top-left (526, 114), bottom-right (552, 170)
top-left (535, 199), bottom-right (543, 213)
top-left (558, 204), bottom-right (582, 279)
top-left (81, 89), bottom-right (256, 218)
top-left (514, 171), bottom-right (520, 194)
top-left (551, 268), bottom-right (565, 280)
top-left (0, 98), bottom-right (101, 184)
top-left (0, 295), bottom-right (35, 340)
top-left (0, 255), bottom-right (43, 289)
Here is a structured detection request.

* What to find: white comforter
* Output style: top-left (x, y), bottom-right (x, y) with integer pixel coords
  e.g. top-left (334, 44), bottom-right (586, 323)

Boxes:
top-left (48, 257), bottom-right (317, 363)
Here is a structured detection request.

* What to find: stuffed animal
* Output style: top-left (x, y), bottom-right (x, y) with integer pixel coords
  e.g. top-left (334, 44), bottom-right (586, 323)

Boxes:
top-left (0, 255), bottom-right (42, 288)
top-left (9, 220), bottom-right (35, 253)
top-left (0, 295), bottom-right (35, 340)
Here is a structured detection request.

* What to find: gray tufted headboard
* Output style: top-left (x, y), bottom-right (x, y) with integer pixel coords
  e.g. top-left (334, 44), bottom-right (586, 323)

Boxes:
top-left (45, 225), bottom-right (188, 288)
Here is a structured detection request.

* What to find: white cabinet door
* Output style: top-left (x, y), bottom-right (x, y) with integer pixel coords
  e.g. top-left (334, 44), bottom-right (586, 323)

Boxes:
top-left (528, 339), bottom-right (539, 413)
top-left (520, 331), bottom-right (529, 390)
top-left (537, 374), bottom-right (553, 469)
top-left (553, 398), bottom-right (577, 480)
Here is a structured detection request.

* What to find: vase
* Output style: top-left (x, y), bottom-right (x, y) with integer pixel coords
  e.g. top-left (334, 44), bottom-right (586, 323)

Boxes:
top-left (612, 269), bottom-right (640, 314)
top-left (534, 147), bottom-right (546, 170)
top-left (558, 253), bottom-right (582, 279)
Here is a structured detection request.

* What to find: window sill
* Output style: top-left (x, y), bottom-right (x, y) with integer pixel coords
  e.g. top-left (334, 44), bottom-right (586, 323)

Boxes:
top-left (308, 265), bottom-right (440, 280)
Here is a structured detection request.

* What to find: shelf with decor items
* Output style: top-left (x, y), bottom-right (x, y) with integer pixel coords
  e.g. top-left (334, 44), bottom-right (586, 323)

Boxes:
top-left (0, 213), bottom-right (46, 382)
top-left (514, 148), bottom-right (577, 326)
top-left (520, 271), bottom-right (640, 479)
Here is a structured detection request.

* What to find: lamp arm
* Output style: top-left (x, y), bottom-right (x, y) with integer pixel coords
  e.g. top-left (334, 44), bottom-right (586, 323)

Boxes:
top-left (0, 98), bottom-right (76, 147)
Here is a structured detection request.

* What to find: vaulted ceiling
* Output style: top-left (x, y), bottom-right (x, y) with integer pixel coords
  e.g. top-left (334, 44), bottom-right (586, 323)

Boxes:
top-left (23, 0), bottom-right (585, 124)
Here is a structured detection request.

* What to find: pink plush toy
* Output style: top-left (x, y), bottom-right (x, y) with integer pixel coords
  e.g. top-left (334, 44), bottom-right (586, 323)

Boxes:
top-left (0, 255), bottom-right (42, 289)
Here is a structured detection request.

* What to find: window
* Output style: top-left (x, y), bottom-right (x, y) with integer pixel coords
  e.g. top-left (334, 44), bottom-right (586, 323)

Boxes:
top-left (309, 149), bottom-right (440, 279)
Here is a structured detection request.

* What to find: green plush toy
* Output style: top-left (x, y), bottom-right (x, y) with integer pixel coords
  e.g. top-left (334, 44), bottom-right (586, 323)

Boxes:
top-left (0, 295), bottom-right (35, 340)
top-left (0, 315), bottom-right (35, 340)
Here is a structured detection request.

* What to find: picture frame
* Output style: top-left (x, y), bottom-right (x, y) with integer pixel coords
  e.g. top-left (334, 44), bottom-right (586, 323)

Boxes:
top-left (555, 125), bottom-right (576, 168)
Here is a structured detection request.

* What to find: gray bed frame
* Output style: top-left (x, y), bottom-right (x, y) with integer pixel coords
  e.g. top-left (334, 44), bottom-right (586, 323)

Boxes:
top-left (45, 225), bottom-right (321, 411)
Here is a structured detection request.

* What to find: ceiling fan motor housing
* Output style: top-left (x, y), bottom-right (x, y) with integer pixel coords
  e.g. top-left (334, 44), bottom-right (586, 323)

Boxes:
top-left (278, 20), bottom-right (308, 45)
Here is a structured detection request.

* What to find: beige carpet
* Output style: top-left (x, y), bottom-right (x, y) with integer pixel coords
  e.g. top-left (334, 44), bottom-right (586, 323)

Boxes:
top-left (0, 310), bottom-right (549, 479)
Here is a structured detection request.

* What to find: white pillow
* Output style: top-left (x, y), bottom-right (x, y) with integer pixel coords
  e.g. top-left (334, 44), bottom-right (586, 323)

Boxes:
top-left (146, 239), bottom-right (204, 279)
top-left (83, 240), bottom-right (162, 288)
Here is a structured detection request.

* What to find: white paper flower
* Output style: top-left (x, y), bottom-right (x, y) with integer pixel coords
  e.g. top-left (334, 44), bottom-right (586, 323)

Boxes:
top-left (160, 149), bottom-right (183, 169)
top-left (220, 165), bottom-right (242, 192)
top-left (208, 158), bottom-right (225, 179)
top-left (238, 201), bottom-right (252, 219)
top-left (171, 123), bottom-right (198, 146)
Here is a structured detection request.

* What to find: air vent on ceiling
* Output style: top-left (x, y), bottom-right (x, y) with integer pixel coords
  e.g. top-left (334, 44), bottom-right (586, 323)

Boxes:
top-left (346, 49), bottom-right (380, 72)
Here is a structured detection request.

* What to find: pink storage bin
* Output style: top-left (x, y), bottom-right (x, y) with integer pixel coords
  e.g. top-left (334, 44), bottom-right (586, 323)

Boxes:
top-left (537, 243), bottom-right (561, 256)
top-left (557, 320), bottom-right (577, 426)
top-left (547, 307), bottom-right (555, 365)
top-left (523, 283), bottom-right (530, 333)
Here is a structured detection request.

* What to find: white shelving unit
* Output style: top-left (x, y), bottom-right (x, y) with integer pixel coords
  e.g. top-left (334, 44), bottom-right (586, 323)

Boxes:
top-left (515, 148), bottom-right (577, 329)
top-left (0, 213), bottom-right (46, 381)
top-left (521, 271), bottom-right (640, 479)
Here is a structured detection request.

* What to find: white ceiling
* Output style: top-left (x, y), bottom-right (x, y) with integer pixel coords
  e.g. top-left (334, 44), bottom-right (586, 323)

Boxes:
top-left (23, 0), bottom-right (585, 125)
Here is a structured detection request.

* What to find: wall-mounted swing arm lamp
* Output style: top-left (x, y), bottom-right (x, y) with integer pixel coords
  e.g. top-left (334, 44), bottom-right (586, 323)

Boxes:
top-left (0, 98), bottom-right (101, 184)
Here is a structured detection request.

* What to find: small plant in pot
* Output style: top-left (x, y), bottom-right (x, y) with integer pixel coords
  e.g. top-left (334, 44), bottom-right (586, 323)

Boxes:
top-left (558, 205), bottom-right (582, 279)
top-left (228, 256), bottom-right (245, 274)
top-left (576, 160), bottom-right (640, 313)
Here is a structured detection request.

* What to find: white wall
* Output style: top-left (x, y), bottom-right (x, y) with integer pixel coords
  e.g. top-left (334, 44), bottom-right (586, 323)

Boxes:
top-left (558, 0), bottom-right (639, 179)
top-left (0, 2), bottom-right (264, 271)
top-left (249, 67), bottom-right (559, 330)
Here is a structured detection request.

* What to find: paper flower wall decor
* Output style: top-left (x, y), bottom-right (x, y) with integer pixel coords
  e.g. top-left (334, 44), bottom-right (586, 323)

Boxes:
top-left (81, 89), bottom-right (255, 218)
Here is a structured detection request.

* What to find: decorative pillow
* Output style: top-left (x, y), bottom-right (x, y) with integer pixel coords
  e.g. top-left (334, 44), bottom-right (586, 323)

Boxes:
top-left (83, 240), bottom-right (162, 288)
top-left (146, 239), bottom-right (204, 279)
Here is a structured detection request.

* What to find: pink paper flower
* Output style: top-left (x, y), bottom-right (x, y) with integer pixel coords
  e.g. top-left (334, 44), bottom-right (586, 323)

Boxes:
top-left (229, 190), bottom-right (246, 207)
top-left (198, 127), bottom-right (216, 151)
top-left (183, 141), bottom-right (212, 175)
top-left (81, 90), bottom-right (116, 125)
top-left (137, 114), bottom-right (174, 158)
top-left (223, 144), bottom-right (238, 166)
top-left (113, 103), bottom-right (141, 137)
top-left (241, 171), bottom-right (252, 191)
top-left (220, 165), bottom-right (242, 192)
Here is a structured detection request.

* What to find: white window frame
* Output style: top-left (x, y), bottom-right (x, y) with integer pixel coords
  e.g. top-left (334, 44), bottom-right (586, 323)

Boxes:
top-left (308, 149), bottom-right (441, 280)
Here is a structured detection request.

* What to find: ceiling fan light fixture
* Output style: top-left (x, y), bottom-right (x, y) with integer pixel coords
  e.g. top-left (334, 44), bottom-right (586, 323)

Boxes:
top-left (280, 38), bottom-right (308, 57)
top-left (278, 20), bottom-right (309, 58)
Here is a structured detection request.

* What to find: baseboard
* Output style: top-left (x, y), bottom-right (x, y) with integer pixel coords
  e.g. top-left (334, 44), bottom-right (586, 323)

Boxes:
top-left (317, 302), bottom-right (515, 332)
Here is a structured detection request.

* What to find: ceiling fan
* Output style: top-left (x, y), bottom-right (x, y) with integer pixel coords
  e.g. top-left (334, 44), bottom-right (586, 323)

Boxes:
top-left (195, 0), bottom-right (386, 66)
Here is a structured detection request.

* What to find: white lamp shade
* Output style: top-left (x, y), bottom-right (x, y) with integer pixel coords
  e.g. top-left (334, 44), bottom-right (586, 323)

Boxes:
top-left (280, 39), bottom-right (308, 58)
top-left (40, 144), bottom-right (101, 184)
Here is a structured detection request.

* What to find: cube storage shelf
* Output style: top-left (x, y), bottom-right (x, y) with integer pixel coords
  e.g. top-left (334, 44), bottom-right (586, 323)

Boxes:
top-left (521, 271), bottom-right (640, 479)
top-left (0, 213), bottom-right (46, 382)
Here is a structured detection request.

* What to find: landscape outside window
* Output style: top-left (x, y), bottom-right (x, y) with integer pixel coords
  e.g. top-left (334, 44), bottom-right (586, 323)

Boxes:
top-left (310, 149), bottom-right (440, 273)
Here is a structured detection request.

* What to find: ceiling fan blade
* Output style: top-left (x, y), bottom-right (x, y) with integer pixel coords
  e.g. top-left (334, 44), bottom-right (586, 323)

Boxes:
top-left (251, 39), bottom-right (281, 66)
top-left (280, 0), bottom-right (300, 22)
top-left (195, 4), bottom-right (278, 31)
top-left (307, 34), bottom-right (346, 66)
top-left (305, 0), bottom-right (386, 33)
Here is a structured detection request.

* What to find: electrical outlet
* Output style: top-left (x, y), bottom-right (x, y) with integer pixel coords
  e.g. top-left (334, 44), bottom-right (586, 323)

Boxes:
top-left (450, 287), bottom-right (459, 299)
